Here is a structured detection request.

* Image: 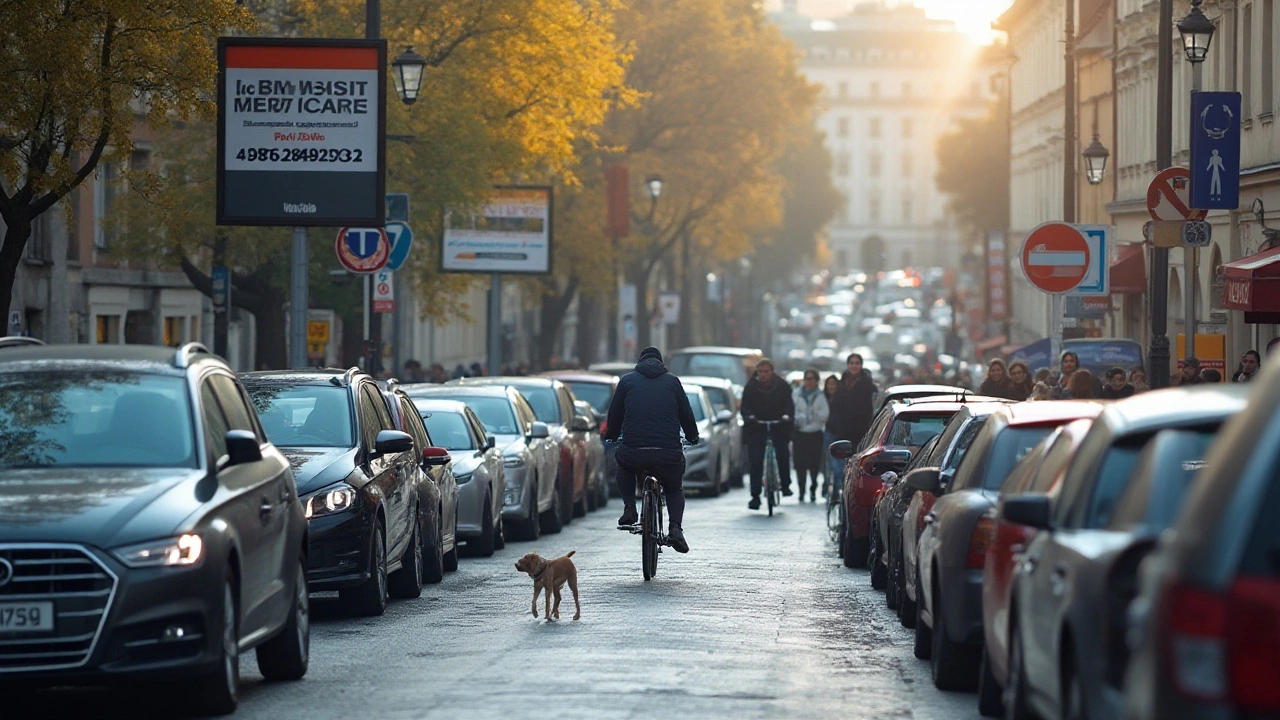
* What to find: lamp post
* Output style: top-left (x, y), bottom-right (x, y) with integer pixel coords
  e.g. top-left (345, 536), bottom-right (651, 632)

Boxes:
top-left (391, 47), bottom-right (427, 105)
top-left (1083, 135), bottom-right (1110, 186)
top-left (1177, 0), bottom-right (1215, 362)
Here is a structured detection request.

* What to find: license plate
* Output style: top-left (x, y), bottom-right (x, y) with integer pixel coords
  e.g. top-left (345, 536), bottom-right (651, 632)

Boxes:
top-left (0, 602), bottom-right (54, 632)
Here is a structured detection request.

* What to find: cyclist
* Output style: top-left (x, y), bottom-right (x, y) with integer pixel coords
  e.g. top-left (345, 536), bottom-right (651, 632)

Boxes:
top-left (740, 358), bottom-right (795, 510)
top-left (604, 346), bottom-right (700, 554)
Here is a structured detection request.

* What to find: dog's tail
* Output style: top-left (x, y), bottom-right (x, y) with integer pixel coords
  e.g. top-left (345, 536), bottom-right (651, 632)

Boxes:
top-left (565, 550), bottom-right (576, 558)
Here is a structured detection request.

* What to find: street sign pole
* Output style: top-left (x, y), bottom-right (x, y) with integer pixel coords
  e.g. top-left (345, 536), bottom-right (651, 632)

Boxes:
top-left (1187, 61), bottom-right (1202, 362)
top-left (290, 227), bottom-right (308, 369)
top-left (1051, 294), bottom-right (1064, 369)
top-left (488, 273), bottom-right (502, 376)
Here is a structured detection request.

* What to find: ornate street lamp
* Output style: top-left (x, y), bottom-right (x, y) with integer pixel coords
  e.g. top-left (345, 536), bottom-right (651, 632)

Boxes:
top-left (1177, 0), bottom-right (1215, 64)
top-left (1082, 134), bottom-right (1110, 185)
top-left (645, 174), bottom-right (663, 201)
top-left (391, 46), bottom-right (427, 105)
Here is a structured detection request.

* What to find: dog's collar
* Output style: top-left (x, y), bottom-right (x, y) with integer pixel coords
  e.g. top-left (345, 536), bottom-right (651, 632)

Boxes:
top-left (531, 563), bottom-right (547, 581)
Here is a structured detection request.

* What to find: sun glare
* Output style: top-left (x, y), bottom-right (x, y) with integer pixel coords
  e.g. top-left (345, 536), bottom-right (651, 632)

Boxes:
top-left (908, 0), bottom-right (1014, 45)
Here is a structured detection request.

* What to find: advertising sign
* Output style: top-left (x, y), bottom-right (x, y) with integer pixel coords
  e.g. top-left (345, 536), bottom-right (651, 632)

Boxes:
top-left (1189, 91), bottom-right (1242, 211)
top-left (217, 38), bottom-right (386, 227)
top-left (986, 230), bottom-right (1008, 321)
top-left (442, 186), bottom-right (553, 274)
top-left (658, 292), bottom-right (680, 325)
top-left (1009, 337), bottom-right (1052, 369)
top-left (373, 270), bottom-right (394, 313)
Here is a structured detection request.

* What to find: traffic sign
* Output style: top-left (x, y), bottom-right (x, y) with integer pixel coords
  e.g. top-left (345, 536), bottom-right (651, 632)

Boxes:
top-left (1020, 222), bottom-right (1091, 294)
top-left (335, 227), bottom-right (390, 274)
top-left (386, 193), bottom-right (410, 223)
top-left (373, 270), bottom-right (394, 313)
top-left (384, 221), bottom-right (414, 271)
top-left (1182, 220), bottom-right (1212, 247)
top-left (307, 320), bottom-right (330, 344)
top-left (1147, 167), bottom-right (1207, 222)
top-left (1190, 92), bottom-right (1242, 210)
top-left (1067, 225), bottom-right (1110, 296)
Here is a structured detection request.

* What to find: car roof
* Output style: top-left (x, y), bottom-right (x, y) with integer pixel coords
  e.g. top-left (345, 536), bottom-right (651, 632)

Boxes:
top-left (1101, 385), bottom-right (1249, 434)
top-left (540, 371), bottom-right (618, 384)
top-left (677, 375), bottom-right (735, 389)
top-left (241, 368), bottom-right (363, 386)
top-left (405, 398), bottom-right (471, 414)
top-left (997, 400), bottom-right (1106, 426)
top-left (449, 376), bottom-right (557, 389)
top-left (884, 384), bottom-right (971, 398)
top-left (890, 400), bottom-right (971, 416)
top-left (400, 384), bottom-right (512, 399)
top-left (0, 342), bottom-right (219, 374)
top-left (670, 346), bottom-right (763, 356)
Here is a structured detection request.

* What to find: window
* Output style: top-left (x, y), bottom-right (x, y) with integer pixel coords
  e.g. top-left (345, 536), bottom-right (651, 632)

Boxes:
top-left (565, 381), bottom-right (612, 414)
top-left (980, 426), bottom-right (1056, 490)
top-left (517, 386), bottom-right (560, 424)
top-left (837, 117), bottom-right (850, 137)
top-left (858, 409), bottom-right (894, 452)
top-left (210, 375), bottom-right (257, 436)
top-left (902, 153), bottom-right (913, 177)
top-left (870, 117), bottom-right (881, 138)
top-left (902, 118), bottom-right (913, 138)
top-left (423, 410), bottom-right (476, 451)
top-left (246, 384), bottom-right (355, 448)
top-left (1263, 0), bottom-right (1274, 116)
top-left (685, 391), bottom-right (706, 422)
top-left (449, 395), bottom-right (521, 436)
top-left (202, 382), bottom-right (229, 462)
top-left (870, 154), bottom-right (881, 177)
top-left (1244, 3), bottom-right (1254, 118)
top-left (887, 414), bottom-right (949, 449)
top-left (163, 317), bottom-right (185, 347)
top-left (838, 81), bottom-right (848, 97)
top-left (399, 397), bottom-right (431, 450)
top-left (93, 162), bottom-right (124, 249)
top-left (837, 153), bottom-right (851, 176)
top-left (25, 213), bottom-right (51, 262)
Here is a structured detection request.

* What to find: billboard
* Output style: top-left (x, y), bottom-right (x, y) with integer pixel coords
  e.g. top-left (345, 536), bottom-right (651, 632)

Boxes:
top-left (217, 38), bottom-right (386, 227)
top-left (442, 186), bottom-right (553, 274)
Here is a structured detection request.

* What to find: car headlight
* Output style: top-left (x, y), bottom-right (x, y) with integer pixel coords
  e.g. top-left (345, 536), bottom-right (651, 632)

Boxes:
top-left (455, 472), bottom-right (473, 485)
top-left (113, 534), bottom-right (204, 568)
top-left (503, 455), bottom-right (526, 468)
top-left (305, 485), bottom-right (356, 519)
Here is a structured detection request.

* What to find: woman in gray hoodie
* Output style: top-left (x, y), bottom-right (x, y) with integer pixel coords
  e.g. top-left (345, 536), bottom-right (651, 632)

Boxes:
top-left (791, 369), bottom-right (830, 503)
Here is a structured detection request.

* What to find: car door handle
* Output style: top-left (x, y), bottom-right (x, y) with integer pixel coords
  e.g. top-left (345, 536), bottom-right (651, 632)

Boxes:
top-left (1023, 554), bottom-right (1040, 573)
top-left (259, 500), bottom-right (274, 519)
top-left (1051, 565), bottom-right (1068, 596)
top-left (924, 512), bottom-right (937, 525)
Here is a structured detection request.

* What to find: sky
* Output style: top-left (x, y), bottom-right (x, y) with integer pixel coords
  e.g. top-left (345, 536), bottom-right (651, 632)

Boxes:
top-left (908, 0), bottom-right (1015, 44)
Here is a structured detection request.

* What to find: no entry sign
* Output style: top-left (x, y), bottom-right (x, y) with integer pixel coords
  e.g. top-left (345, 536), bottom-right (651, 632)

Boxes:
top-left (1021, 222), bottom-right (1090, 294)
top-left (1147, 167), bottom-right (1208, 222)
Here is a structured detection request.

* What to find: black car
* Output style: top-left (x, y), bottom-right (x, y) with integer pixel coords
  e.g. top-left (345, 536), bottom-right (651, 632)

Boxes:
top-left (242, 368), bottom-right (433, 617)
top-left (0, 343), bottom-right (308, 715)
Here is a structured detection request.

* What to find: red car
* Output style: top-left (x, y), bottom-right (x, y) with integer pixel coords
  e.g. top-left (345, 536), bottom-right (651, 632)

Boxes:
top-left (978, 417), bottom-right (1096, 716)
top-left (833, 398), bottom-right (966, 568)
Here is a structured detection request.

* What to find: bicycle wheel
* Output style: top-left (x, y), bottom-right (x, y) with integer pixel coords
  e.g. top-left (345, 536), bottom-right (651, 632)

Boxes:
top-left (764, 442), bottom-right (777, 517)
top-left (641, 480), bottom-right (659, 581)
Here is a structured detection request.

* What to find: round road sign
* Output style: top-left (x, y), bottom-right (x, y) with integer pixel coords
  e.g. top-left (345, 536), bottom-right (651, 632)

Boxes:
top-left (1020, 222), bottom-right (1091, 294)
top-left (1147, 167), bottom-right (1208, 222)
top-left (336, 227), bottom-right (391, 274)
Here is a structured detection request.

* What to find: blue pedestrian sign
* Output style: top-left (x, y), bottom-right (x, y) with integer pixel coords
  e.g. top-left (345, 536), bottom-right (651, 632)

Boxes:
top-left (1189, 91), bottom-right (1241, 210)
top-left (386, 193), bottom-right (410, 223)
top-left (384, 221), bottom-right (414, 271)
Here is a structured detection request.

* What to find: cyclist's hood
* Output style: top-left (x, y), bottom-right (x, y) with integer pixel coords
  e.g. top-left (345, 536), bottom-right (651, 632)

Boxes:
top-left (636, 357), bottom-right (668, 379)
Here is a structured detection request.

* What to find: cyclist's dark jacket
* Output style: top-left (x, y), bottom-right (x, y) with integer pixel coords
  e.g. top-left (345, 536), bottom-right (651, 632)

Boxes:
top-left (740, 375), bottom-right (795, 442)
top-left (605, 356), bottom-right (700, 449)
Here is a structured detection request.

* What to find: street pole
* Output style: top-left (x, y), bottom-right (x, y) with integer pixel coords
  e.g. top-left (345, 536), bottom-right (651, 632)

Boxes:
top-left (488, 273), bottom-right (502, 375)
top-left (365, 0), bottom-right (380, 376)
top-left (1150, 0), bottom-right (1175, 388)
top-left (289, 226), bottom-right (308, 368)
top-left (362, 274), bottom-right (371, 367)
top-left (213, 233), bottom-right (229, 359)
top-left (1185, 58), bottom-right (1203, 360)
top-left (1064, 0), bottom-right (1077, 225)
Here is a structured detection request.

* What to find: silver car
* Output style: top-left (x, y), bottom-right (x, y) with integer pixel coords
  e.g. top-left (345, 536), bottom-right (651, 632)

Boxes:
top-left (681, 384), bottom-right (734, 496)
top-left (679, 376), bottom-right (745, 480)
top-left (411, 399), bottom-right (506, 557)
top-left (400, 385), bottom-right (560, 541)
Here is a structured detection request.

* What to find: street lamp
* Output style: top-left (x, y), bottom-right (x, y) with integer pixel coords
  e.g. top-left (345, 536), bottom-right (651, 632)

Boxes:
top-left (1082, 135), bottom-right (1110, 185)
top-left (645, 175), bottom-right (663, 202)
top-left (391, 46), bottom-right (427, 105)
top-left (1177, 0), bottom-right (1216, 64)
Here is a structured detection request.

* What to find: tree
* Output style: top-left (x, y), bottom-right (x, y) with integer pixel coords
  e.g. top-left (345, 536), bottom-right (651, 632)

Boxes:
top-left (935, 99), bottom-right (1010, 245)
top-left (0, 0), bottom-right (254, 325)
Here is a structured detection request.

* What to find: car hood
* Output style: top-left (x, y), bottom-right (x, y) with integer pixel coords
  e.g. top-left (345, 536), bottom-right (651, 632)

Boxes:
top-left (495, 434), bottom-right (526, 455)
top-left (279, 446), bottom-right (358, 495)
top-left (448, 452), bottom-right (484, 477)
top-left (0, 467), bottom-right (208, 547)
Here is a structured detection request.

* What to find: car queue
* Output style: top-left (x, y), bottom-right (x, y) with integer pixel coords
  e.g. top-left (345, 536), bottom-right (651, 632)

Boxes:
top-left (833, 370), bottom-right (1280, 720)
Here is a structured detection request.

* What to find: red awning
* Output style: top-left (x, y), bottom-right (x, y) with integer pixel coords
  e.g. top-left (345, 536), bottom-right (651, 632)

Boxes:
top-left (1222, 246), bottom-right (1280, 322)
top-left (1110, 244), bottom-right (1146, 294)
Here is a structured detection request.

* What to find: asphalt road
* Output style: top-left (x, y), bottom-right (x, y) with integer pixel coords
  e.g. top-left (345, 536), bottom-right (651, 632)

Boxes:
top-left (21, 484), bottom-right (983, 720)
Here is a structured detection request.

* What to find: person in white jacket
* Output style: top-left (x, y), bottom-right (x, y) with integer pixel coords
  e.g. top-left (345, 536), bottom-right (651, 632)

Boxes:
top-left (791, 369), bottom-right (830, 503)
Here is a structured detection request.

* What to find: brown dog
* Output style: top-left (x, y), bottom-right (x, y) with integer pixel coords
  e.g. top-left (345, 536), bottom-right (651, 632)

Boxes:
top-left (514, 551), bottom-right (580, 621)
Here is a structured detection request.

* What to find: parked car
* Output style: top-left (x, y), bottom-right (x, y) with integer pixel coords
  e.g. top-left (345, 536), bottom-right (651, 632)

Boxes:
top-left (681, 383), bottom-right (735, 496)
top-left (585, 361), bottom-right (635, 377)
top-left (979, 419), bottom-right (1096, 716)
top-left (874, 384), bottom-right (977, 416)
top-left (830, 397), bottom-right (968, 568)
top-left (872, 400), bottom-right (1012, 616)
top-left (243, 368), bottom-right (445, 618)
top-left (410, 398), bottom-right (505, 557)
top-left (400, 384), bottom-right (560, 540)
top-left (1122, 374), bottom-right (1280, 720)
top-left (450, 377), bottom-right (592, 523)
top-left (677, 375), bottom-right (745, 482)
top-left (542, 370), bottom-right (617, 507)
top-left (1001, 386), bottom-right (1248, 720)
top-left (573, 398), bottom-right (608, 510)
top-left (667, 346), bottom-right (765, 390)
top-left (0, 344), bottom-right (308, 715)
top-left (911, 401), bottom-right (1105, 691)
top-left (381, 384), bottom-right (460, 572)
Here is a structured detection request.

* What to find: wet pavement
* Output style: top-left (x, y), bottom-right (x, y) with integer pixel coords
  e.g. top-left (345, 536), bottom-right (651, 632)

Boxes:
top-left (21, 484), bottom-right (983, 719)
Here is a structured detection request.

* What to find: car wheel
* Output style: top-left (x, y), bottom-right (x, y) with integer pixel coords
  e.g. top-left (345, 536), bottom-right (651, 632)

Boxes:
top-left (520, 479), bottom-right (543, 541)
top-left (913, 585), bottom-right (931, 660)
top-left (586, 475), bottom-right (599, 512)
top-left (978, 645), bottom-right (1005, 717)
top-left (473, 496), bottom-right (497, 557)
top-left (1062, 654), bottom-right (1087, 720)
top-left (341, 524), bottom-right (388, 616)
top-left (1004, 621), bottom-right (1036, 720)
top-left (495, 514), bottom-right (507, 549)
top-left (869, 527), bottom-right (887, 590)
top-left (257, 559), bottom-right (309, 681)
top-left (542, 479), bottom-right (564, 534)
top-left (443, 514), bottom-right (459, 572)
top-left (707, 460), bottom-right (722, 497)
top-left (931, 586), bottom-right (980, 690)
top-left (388, 516), bottom-right (424, 599)
top-left (423, 514), bottom-right (445, 583)
top-left (574, 482), bottom-right (589, 518)
top-left (843, 526), bottom-right (868, 569)
top-left (597, 470), bottom-right (609, 508)
top-left (194, 573), bottom-right (239, 715)
top-left (560, 468), bottom-right (575, 526)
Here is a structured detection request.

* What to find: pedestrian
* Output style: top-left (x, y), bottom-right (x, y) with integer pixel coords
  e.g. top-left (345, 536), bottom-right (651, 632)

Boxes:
top-left (452, 363), bottom-right (468, 379)
top-left (826, 354), bottom-right (877, 493)
top-left (791, 369), bottom-right (830, 503)
top-left (822, 374), bottom-right (841, 494)
top-left (470, 361), bottom-right (486, 377)
top-left (1200, 368), bottom-right (1222, 383)
top-left (403, 359), bottom-right (426, 383)
top-left (1232, 350), bottom-right (1261, 382)
top-left (1177, 356), bottom-right (1204, 385)
top-left (1007, 360), bottom-right (1035, 400)
top-left (1028, 382), bottom-right (1053, 401)
top-left (1128, 366), bottom-right (1149, 393)
top-left (1055, 351), bottom-right (1081, 398)
top-left (979, 358), bottom-right (1014, 399)
top-left (1065, 368), bottom-right (1096, 399)
top-left (1034, 367), bottom-right (1052, 385)
top-left (741, 358), bottom-right (795, 508)
top-left (1100, 367), bottom-right (1136, 399)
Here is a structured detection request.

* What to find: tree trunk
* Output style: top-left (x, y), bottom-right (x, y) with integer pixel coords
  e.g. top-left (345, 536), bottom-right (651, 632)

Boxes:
top-left (575, 295), bottom-right (603, 367)
top-left (534, 277), bottom-right (579, 371)
top-left (252, 291), bottom-right (288, 369)
top-left (631, 264), bottom-right (652, 351)
top-left (0, 219), bottom-right (32, 334)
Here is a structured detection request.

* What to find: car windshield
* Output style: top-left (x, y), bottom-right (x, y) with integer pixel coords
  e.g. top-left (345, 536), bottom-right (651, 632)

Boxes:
top-left (452, 396), bottom-right (521, 435)
top-left (248, 385), bottom-right (354, 448)
top-left (685, 391), bottom-right (706, 422)
top-left (422, 411), bottom-right (475, 451)
top-left (517, 387), bottom-right (560, 423)
top-left (0, 371), bottom-right (196, 468)
top-left (669, 354), bottom-right (744, 384)
top-left (888, 414), bottom-right (949, 448)
top-left (566, 382), bottom-right (612, 414)
top-left (982, 426), bottom-right (1056, 490)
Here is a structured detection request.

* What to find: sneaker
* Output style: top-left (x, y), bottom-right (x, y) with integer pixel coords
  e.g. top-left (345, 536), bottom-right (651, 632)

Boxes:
top-left (748, 497), bottom-right (761, 510)
top-left (668, 525), bottom-right (689, 553)
top-left (810, 487), bottom-right (817, 503)
top-left (782, 487), bottom-right (794, 497)
top-left (617, 505), bottom-right (638, 527)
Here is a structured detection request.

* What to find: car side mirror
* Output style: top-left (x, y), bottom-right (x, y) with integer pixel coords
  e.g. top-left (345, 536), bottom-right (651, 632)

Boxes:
top-left (374, 429), bottom-right (414, 455)
top-left (904, 467), bottom-right (942, 494)
top-left (570, 416), bottom-right (592, 432)
top-left (225, 430), bottom-right (262, 467)
top-left (716, 409), bottom-right (733, 424)
top-left (1002, 493), bottom-right (1052, 530)
top-left (869, 449), bottom-right (912, 475)
top-left (486, 435), bottom-right (497, 450)
top-left (529, 421), bottom-right (550, 440)
top-left (422, 446), bottom-right (451, 467)
top-left (829, 440), bottom-right (855, 459)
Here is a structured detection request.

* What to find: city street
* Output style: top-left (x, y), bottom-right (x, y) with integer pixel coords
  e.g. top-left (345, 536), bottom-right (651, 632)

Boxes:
top-left (20, 487), bottom-right (980, 720)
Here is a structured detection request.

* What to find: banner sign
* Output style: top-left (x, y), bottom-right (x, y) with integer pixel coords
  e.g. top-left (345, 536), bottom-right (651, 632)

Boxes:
top-left (441, 186), bottom-right (553, 274)
top-left (986, 230), bottom-right (1008, 321)
top-left (217, 38), bottom-right (386, 227)
top-left (1008, 337), bottom-right (1052, 370)
top-left (211, 265), bottom-right (230, 314)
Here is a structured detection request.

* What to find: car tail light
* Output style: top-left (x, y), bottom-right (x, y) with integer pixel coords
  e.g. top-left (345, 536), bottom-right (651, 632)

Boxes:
top-left (599, 420), bottom-right (608, 436)
top-left (966, 516), bottom-right (997, 569)
top-left (1164, 577), bottom-right (1280, 710)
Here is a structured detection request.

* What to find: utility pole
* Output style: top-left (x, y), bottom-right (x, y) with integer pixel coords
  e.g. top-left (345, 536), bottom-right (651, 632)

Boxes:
top-left (365, 0), bottom-right (382, 376)
top-left (1064, 0), bottom-right (1077, 225)
top-left (1150, 0), bottom-right (1174, 388)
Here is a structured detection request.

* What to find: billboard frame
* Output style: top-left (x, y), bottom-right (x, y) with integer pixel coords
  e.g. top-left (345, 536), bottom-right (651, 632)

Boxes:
top-left (440, 184), bottom-right (555, 275)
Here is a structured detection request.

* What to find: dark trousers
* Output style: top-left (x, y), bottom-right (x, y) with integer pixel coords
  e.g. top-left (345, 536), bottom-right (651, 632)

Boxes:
top-left (615, 445), bottom-right (687, 529)
top-left (792, 430), bottom-right (824, 490)
top-left (747, 429), bottom-right (792, 498)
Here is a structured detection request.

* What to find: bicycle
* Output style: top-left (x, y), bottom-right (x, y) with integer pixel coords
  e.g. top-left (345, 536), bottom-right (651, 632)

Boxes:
top-left (753, 418), bottom-right (787, 516)
top-left (615, 442), bottom-right (690, 582)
